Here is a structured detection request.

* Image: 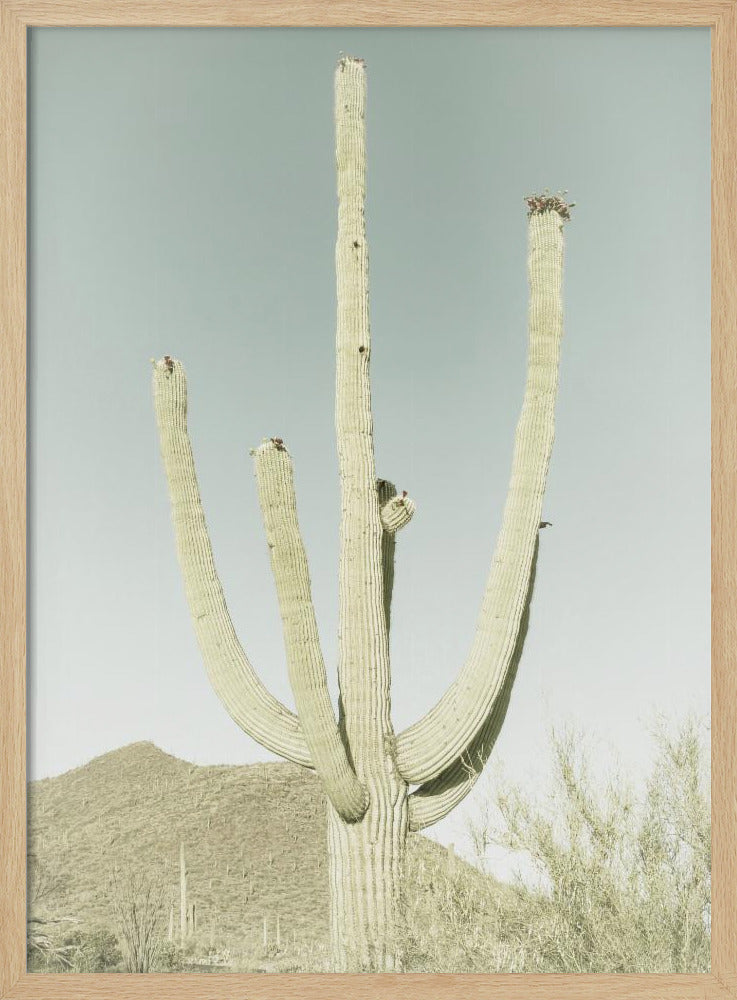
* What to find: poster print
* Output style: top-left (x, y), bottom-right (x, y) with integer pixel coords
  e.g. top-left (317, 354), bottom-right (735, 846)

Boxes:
top-left (27, 27), bottom-right (710, 974)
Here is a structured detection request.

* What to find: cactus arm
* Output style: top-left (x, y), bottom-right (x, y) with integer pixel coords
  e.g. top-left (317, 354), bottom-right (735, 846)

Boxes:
top-left (407, 540), bottom-right (538, 831)
top-left (152, 359), bottom-right (311, 768)
top-left (395, 203), bottom-right (568, 784)
top-left (378, 480), bottom-right (397, 634)
top-left (252, 440), bottom-right (368, 822)
top-left (377, 478), bottom-right (415, 633)
top-left (379, 486), bottom-right (416, 536)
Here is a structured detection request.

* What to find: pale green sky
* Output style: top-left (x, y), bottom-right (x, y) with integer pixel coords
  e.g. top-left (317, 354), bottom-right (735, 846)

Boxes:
top-left (28, 27), bottom-right (710, 870)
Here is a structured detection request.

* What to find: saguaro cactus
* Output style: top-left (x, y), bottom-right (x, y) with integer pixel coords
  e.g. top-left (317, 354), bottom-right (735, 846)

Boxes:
top-left (153, 56), bottom-right (571, 973)
top-left (179, 842), bottom-right (186, 949)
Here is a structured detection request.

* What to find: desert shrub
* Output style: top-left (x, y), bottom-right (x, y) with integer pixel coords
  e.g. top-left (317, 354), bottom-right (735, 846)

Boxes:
top-left (27, 918), bottom-right (79, 972)
top-left (109, 867), bottom-right (167, 972)
top-left (26, 853), bottom-right (77, 972)
top-left (27, 922), bottom-right (121, 972)
top-left (464, 716), bottom-right (710, 973)
top-left (27, 852), bottom-right (61, 909)
top-left (154, 938), bottom-right (184, 972)
top-left (62, 926), bottom-right (122, 972)
top-left (232, 939), bottom-right (330, 974)
top-left (401, 844), bottom-right (524, 973)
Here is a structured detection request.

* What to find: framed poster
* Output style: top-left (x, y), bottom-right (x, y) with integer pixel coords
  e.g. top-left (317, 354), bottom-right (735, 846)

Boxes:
top-left (1, 4), bottom-right (733, 999)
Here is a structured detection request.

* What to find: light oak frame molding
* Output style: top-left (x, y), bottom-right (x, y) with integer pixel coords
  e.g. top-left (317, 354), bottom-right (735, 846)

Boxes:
top-left (1, 3), bottom-right (734, 998)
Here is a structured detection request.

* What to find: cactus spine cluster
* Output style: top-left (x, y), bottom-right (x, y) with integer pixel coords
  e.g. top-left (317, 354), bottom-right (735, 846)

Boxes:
top-left (153, 56), bottom-right (570, 973)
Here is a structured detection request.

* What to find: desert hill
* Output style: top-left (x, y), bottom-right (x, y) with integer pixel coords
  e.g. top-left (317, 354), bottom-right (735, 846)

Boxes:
top-left (28, 742), bottom-right (518, 971)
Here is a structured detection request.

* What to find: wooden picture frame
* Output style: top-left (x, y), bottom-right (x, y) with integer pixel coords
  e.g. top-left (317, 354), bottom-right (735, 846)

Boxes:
top-left (0, 3), bottom-right (732, 997)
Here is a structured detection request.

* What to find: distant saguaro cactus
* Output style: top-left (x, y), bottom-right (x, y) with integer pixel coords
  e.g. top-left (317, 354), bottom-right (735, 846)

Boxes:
top-left (153, 56), bottom-right (571, 972)
top-left (179, 842), bottom-right (186, 948)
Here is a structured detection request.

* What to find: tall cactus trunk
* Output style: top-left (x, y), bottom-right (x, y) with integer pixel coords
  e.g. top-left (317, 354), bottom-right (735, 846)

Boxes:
top-left (327, 783), bottom-right (408, 972)
top-left (153, 54), bottom-right (570, 975)
top-left (326, 58), bottom-right (409, 973)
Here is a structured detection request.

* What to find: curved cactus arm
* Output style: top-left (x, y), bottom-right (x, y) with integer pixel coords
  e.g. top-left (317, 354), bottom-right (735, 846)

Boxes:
top-left (407, 540), bottom-right (538, 831)
top-left (152, 358), bottom-right (311, 768)
top-left (377, 478), bottom-right (415, 633)
top-left (395, 202), bottom-right (568, 785)
top-left (252, 440), bottom-right (368, 822)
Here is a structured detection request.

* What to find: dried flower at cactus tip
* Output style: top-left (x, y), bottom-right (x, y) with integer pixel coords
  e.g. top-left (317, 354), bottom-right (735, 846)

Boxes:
top-left (539, 520), bottom-right (553, 529)
top-left (338, 54), bottom-right (366, 70)
top-left (270, 437), bottom-right (286, 451)
top-left (402, 491), bottom-right (407, 498)
top-left (162, 355), bottom-right (174, 372)
top-left (524, 190), bottom-right (575, 221)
